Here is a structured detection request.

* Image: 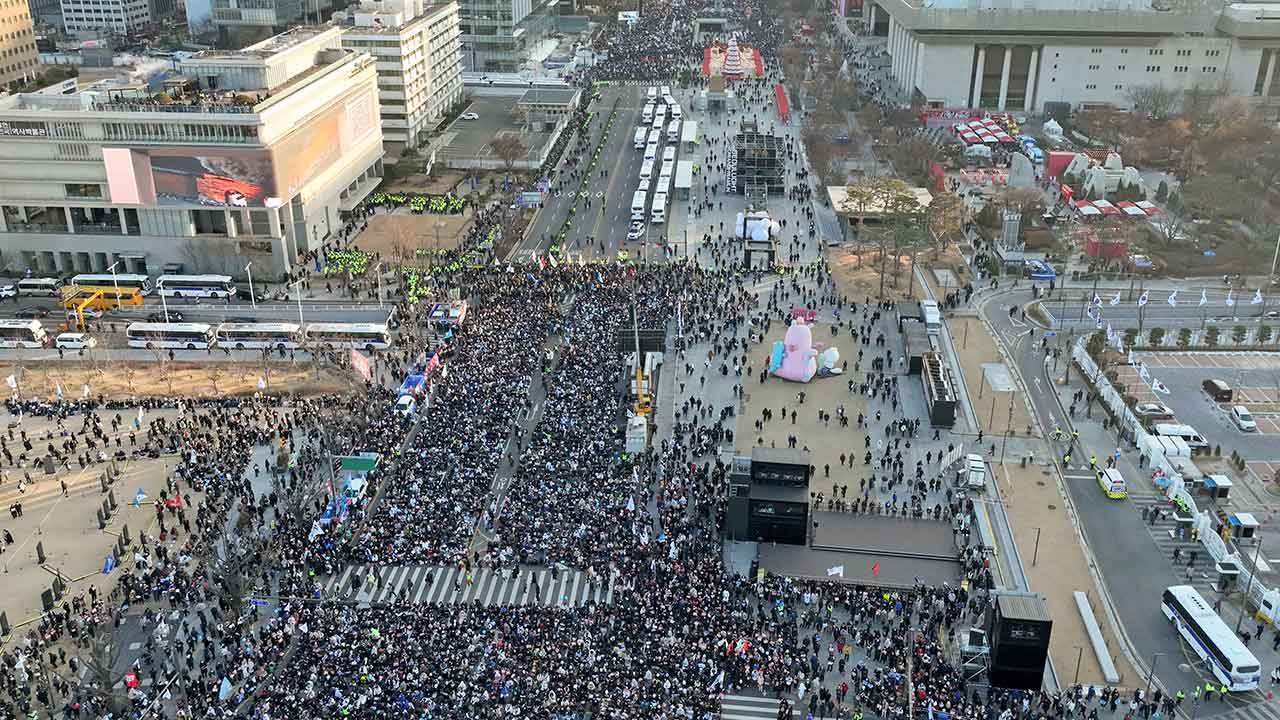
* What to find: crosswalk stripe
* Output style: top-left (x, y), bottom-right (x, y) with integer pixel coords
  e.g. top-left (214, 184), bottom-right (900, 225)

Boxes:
top-left (317, 565), bottom-right (619, 607)
top-left (720, 693), bottom-right (783, 720)
top-left (569, 572), bottom-right (581, 608)
top-left (606, 570), bottom-right (617, 603)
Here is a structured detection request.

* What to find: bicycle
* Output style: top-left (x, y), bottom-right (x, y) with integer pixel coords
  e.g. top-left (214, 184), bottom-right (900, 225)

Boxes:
top-left (1049, 425), bottom-right (1068, 442)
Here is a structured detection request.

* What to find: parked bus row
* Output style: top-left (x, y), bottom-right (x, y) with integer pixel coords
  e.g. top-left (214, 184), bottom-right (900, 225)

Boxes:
top-left (5, 274), bottom-right (238, 300)
top-left (0, 319), bottom-right (393, 351)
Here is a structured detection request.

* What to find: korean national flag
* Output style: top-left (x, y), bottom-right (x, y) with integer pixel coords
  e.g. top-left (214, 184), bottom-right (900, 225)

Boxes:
top-left (1253, 288), bottom-right (1264, 305)
top-left (1110, 291), bottom-right (1121, 306)
top-left (1138, 290), bottom-right (1149, 306)
top-left (1167, 290), bottom-right (1178, 307)
top-left (1199, 289), bottom-right (1207, 307)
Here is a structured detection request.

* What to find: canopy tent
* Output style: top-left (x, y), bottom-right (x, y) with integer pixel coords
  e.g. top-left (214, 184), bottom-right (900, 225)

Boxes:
top-left (961, 132), bottom-right (981, 144)
top-left (1135, 200), bottom-right (1160, 215)
top-left (965, 143), bottom-right (992, 158)
top-left (1043, 118), bottom-right (1064, 136)
top-left (1074, 200), bottom-right (1102, 216)
top-left (1092, 199), bottom-right (1121, 215)
top-left (995, 132), bottom-right (1013, 143)
top-left (982, 135), bottom-right (999, 143)
top-left (1116, 201), bottom-right (1147, 217)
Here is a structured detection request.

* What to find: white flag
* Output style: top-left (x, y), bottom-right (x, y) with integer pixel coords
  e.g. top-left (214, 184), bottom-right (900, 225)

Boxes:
top-left (81, 384), bottom-right (90, 399)
top-left (55, 383), bottom-right (63, 400)
top-left (626, 496), bottom-right (635, 512)
top-left (1226, 291), bottom-right (1235, 307)
top-left (1139, 363), bottom-right (1151, 381)
top-left (256, 377), bottom-right (267, 390)
top-left (4, 375), bottom-right (14, 390)
top-left (1152, 378), bottom-right (1171, 394)
top-left (1199, 289), bottom-right (1207, 307)
top-left (136, 406), bottom-right (144, 425)
top-left (827, 565), bottom-right (845, 577)
top-left (1127, 350), bottom-right (1135, 365)
top-left (1092, 293), bottom-right (1102, 307)
top-left (1167, 290), bottom-right (1178, 307)
top-left (1138, 290), bottom-right (1149, 306)
top-left (1253, 288), bottom-right (1264, 305)
top-left (1110, 291), bottom-right (1121, 306)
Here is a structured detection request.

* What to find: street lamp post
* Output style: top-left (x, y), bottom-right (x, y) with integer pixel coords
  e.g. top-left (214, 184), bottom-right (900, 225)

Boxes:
top-left (1032, 527), bottom-right (1042, 566)
top-left (1143, 652), bottom-right (1165, 705)
top-left (107, 260), bottom-right (123, 312)
top-left (245, 261), bottom-right (256, 311)
top-left (1073, 645), bottom-right (1084, 685)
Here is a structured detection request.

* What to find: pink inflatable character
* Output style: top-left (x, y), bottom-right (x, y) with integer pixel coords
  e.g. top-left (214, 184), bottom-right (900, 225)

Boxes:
top-left (771, 319), bottom-right (820, 382)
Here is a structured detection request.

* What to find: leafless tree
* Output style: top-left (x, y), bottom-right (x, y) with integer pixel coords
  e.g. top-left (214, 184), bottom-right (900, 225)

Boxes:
top-left (1124, 83), bottom-right (1181, 119)
top-left (490, 134), bottom-right (528, 170)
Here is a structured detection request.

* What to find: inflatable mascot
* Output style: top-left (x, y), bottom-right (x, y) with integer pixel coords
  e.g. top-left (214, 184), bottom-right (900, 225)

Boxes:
top-left (768, 319), bottom-right (842, 382)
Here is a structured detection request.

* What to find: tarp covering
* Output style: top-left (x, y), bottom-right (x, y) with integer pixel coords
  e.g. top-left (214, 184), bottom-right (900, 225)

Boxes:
top-left (773, 83), bottom-right (789, 122)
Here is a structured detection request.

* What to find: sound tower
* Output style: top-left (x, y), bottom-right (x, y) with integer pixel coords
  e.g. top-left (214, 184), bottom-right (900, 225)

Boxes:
top-left (986, 594), bottom-right (1053, 690)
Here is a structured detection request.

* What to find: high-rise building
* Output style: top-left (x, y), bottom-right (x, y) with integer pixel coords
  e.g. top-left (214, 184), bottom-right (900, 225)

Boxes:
top-left (0, 0), bottom-right (38, 88)
top-left (458, 0), bottom-right (554, 72)
top-left (60, 0), bottom-right (150, 35)
top-left (869, 0), bottom-right (1280, 114)
top-left (0, 26), bottom-right (384, 276)
top-left (340, 0), bottom-right (465, 153)
top-left (210, 0), bottom-right (306, 43)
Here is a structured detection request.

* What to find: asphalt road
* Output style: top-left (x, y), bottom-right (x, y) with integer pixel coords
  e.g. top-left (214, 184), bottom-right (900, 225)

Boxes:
top-left (980, 289), bottom-right (1262, 714)
top-left (519, 85), bottom-right (646, 261)
top-left (1039, 289), bottom-right (1279, 330)
top-left (2, 296), bottom-right (395, 326)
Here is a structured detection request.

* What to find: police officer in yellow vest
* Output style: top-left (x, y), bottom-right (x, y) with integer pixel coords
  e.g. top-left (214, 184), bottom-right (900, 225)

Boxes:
top-left (1203, 682), bottom-right (1215, 702)
top-left (1175, 689), bottom-right (1185, 705)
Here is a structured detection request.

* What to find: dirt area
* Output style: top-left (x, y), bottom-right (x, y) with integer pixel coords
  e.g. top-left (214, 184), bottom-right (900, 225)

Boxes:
top-left (997, 461), bottom-right (1141, 688)
top-left (355, 212), bottom-right (472, 261)
top-left (0, 363), bottom-right (352, 401)
top-left (920, 246), bottom-right (974, 302)
top-left (380, 169), bottom-right (468, 195)
top-left (0, 410), bottom-right (194, 627)
top-left (949, 316), bottom-right (1037, 437)
top-left (735, 320), bottom-right (869, 500)
top-left (1134, 226), bottom-right (1265, 279)
top-left (827, 246), bottom-right (922, 302)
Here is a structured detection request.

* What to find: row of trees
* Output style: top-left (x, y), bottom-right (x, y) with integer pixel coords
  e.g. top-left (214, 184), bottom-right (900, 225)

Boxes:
top-left (843, 178), bottom-right (966, 296)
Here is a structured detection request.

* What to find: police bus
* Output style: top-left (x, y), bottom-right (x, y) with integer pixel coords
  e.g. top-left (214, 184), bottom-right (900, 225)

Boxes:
top-left (1161, 585), bottom-right (1261, 691)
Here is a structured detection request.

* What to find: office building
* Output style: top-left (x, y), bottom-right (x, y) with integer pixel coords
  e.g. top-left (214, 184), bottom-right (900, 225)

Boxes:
top-left (211, 0), bottom-right (308, 44)
top-left (459, 0), bottom-right (554, 72)
top-left (0, 26), bottom-right (384, 276)
top-left (868, 0), bottom-right (1280, 114)
top-left (60, 0), bottom-right (150, 35)
top-left (340, 0), bottom-right (464, 152)
top-left (0, 0), bottom-right (37, 88)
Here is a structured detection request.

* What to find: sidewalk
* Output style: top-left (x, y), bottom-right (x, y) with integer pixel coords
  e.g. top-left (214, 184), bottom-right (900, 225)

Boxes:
top-left (950, 315), bottom-right (1141, 689)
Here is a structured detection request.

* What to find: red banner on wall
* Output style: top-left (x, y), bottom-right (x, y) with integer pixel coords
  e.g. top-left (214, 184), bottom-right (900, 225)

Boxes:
top-left (350, 350), bottom-right (372, 381)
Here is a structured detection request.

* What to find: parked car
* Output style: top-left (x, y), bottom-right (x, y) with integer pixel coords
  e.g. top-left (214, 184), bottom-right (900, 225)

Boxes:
top-left (0, 285), bottom-right (15, 299)
top-left (626, 222), bottom-right (645, 240)
top-left (460, 112), bottom-right (479, 120)
top-left (55, 332), bottom-right (97, 350)
top-left (14, 307), bottom-right (48, 319)
top-left (147, 311), bottom-right (184, 323)
top-left (1134, 402), bottom-right (1175, 417)
top-left (394, 395), bottom-right (417, 417)
top-left (66, 307), bottom-right (103, 319)
top-left (1230, 405), bottom-right (1257, 432)
top-left (1202, 378), bottom-right (1233, 402)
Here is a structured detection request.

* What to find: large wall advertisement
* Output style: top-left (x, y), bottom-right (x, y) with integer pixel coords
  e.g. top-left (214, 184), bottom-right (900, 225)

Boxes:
top-left (103, 89), bottom-right (379, 209)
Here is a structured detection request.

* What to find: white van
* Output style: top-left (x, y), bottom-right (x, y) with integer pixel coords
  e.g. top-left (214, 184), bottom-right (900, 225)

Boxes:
top-left (921, 299), bottom-right (942, 335)
top-left (631, 190), bottom-right (648, 221)
top-left (644, 143), bottom-right (658, 161)
top-left (662, 146), bottom-right (676, 163)
top-left (1153, 423), bottom-right (1209, 450)
top-left (670, 104), bottom-right (682, 121)
top-left (959, 453), bottom-right (987, 489)
top-left (650, 192), bottom-right (667, 223)
top-left (668, 119), bottom-right (681, 142)
top-left (633, 128), bottom-right (647, 149)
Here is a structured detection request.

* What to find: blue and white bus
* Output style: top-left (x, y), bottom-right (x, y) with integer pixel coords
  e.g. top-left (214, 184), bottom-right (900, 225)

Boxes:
top-left (1162, 585), bottom-right (1261, 691)
top-left (156, 274), bottom-right (236, 299)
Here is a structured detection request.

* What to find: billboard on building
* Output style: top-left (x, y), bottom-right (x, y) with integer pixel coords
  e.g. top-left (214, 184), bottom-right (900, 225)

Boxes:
top-left (272, 88), bottom-right (379, 198)
top-left (104, 147), bottom-right (276, 207)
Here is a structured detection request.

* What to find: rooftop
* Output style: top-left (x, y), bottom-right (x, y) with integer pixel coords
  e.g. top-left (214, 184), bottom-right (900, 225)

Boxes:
top-left (516, 87), bottom-right (579, 106)
top-left (191, 25), bottom-right (332, 60)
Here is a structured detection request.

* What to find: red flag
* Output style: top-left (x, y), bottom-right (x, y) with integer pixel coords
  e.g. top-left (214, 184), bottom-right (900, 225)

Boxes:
top-left (871, 562), bottom-right (880, 576)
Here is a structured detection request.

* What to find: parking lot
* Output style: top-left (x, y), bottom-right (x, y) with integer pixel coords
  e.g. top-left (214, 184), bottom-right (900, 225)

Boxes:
top-left (437, 96), bottom-right (556, 167)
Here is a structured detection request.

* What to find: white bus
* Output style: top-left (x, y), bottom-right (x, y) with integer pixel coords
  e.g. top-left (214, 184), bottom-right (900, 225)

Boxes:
top-left (650, 192), bottom-right (668, 223)
top-left (1162, 585), bottom-right (1261, 691)
top-left (661, 160), bottom-right (675, 178)
top-left (644, 142), bottom-right (658, 161)
top-left (216, 322), bottom-right (303, 350)
top-left (304, 322), bottom-right (392, 351)
top-left (156, 274), bottom-right (236, 299)
top-left (646, 128), bottom-right (661, 146)
top-left (655, 175), bottom-right (671, 197)
top-left (71, 273), bottom-right (153, 295)
top-left (646, 86), bottom-right (657, 100)
top-left (0, 319), bottom-right (47, 348)
top-left (651, 115), bottom-right (664, 132)
top-left (639, 159), bottom-right (655, 181)
top-left (126, 322), bottom-right (216, 350)
top-left (659, 85), bottom-right (670, 97)
top-left (641, 103), bottom-right (654, 123)
top-left (667, 119), bottom-right (681, 143)
top-left (662, 146), bottom-right (676, 163)
top-left (633, 128), bottom-right (647, 149)
top-left (670, 104), bottom-right (682, 121)
top-left (17, 278), bottom-right (62, 296)
top-left (630, 190), bottom-right (648, 221)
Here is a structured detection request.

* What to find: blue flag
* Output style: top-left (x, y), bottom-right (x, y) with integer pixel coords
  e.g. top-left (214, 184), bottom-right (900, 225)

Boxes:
top-left (102, 554), bottom-right (116, 574)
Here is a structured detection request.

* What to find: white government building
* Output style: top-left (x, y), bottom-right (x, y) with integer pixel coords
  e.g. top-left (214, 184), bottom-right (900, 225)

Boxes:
top-left (0, 26), bottom-right (384, 277)
top-left (866, 0), bottom-right (1280, 113)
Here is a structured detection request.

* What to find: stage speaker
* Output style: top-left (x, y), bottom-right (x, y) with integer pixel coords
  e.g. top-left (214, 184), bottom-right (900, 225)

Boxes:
top-left (725, 456), bottom-right (751, 540)
top-left (987, 594), bottom-right (1052, 691)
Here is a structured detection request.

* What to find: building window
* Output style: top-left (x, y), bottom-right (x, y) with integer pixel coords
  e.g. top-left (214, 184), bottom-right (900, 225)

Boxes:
top-left (1120, 48), bottom-right (1128, 54)
top-left (1085, 83), bottom-right (1097, 90)
top-left (64, 183), bottom-right (102, 198)
top-left (1091, 47), bottom-right (1102, 54)
top-left (1117, 65), bottom-right (1126, 71)
top-left (1148, 48), bottom-right (1163, 56)
top-left (1088, 64), bottom-right (1100, 70)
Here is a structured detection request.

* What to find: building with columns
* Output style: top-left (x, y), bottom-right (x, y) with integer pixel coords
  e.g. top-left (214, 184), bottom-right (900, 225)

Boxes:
top-left (866, 0), bottom-right (1280, 115)
top-left (0, 26), bottom-right (384, 277)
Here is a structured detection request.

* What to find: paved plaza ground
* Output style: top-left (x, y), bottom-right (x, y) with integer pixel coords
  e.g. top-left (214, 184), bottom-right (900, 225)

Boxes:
top-left (355, 212), bottom-right (472, 260)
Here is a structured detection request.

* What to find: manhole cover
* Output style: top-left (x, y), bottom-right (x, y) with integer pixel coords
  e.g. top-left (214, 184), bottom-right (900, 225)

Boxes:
top-left (1037, 480), bottom-right (1046, 487)
top-left (1048, 504), bottom-right (1057, 510)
